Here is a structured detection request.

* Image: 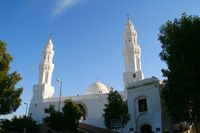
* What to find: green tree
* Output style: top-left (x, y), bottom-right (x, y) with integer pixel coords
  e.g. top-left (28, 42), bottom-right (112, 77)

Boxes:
top-left (44, 105), bottom-right (65, 132)
top-left (103, 89), bottom-right (130, 129)
top-left (0, 119), bottom-right (12, 133)
top-left (44, 100), bottom-right (83, 132)
top-left (0, 40), bottom-right (23, 115)
top-left (0, 116), bottom-right (37, 133)
top-left (62, 99), bottom-right (83, 131)
top-left (158, 13), bottom-right (200, 133)
top-left (11, 115), bottom-right (37, 132)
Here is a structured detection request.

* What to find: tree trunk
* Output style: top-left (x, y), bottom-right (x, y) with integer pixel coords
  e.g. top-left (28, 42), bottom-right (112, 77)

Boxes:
top-left (194, 121), bottom-right (199, 133)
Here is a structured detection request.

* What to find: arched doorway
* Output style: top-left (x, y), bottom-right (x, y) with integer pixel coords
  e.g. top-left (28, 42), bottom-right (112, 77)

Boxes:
top-left (78, 104), bottom-right (86, 120)
top-left (140, 124), bottom-right (152, 133)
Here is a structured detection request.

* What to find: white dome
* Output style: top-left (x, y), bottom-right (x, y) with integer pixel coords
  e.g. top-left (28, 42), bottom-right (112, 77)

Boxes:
top-left (86, 81), bottom-right (109, 95)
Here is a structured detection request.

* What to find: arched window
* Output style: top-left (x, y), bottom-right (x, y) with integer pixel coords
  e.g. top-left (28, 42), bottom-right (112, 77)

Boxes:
top-left (138, 98), bottom-right (147, 112)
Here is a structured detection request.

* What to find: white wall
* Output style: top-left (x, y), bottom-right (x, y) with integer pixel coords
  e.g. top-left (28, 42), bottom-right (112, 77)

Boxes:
top-left (126, 77), bottom-right (162, 133)
top-left (29, 93), bottom-right (109, 128)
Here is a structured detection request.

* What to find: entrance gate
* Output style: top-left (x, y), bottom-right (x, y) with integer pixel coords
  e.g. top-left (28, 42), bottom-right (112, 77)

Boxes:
top-left (140, 124), bottom-right (152, 133)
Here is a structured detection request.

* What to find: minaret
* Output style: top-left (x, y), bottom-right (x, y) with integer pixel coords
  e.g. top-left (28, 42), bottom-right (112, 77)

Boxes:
top-left (31, 35), bottom-right (55, 102)
top-left (38, 35), bottom-right (54, 85)
top-left (123, 16), bottom-right (144, 89)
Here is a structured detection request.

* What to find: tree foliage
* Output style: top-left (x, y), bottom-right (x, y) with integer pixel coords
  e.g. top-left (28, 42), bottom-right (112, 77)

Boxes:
top-left (44, 105), bottom-right (65, 132)
top-left (0, 119), bottom-right (12, 133)
top-left (0, 40), bottom-right (23, 115)
top-left (62, 99), bottom-right (83, 131)
top-left (0, 115), bottom-right (37, 133)
top-left (103, 89), bottom-right (130, 129)
top-left (158, 13), bottom-right (200, 133)
top-left (44, 99), bottom-right (83, 132)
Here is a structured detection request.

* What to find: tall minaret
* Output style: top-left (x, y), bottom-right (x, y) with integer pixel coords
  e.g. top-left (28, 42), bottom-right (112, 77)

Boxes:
top-left (123, 16), bottom-right (144, 89)
top-left (38, 35), bottom-right (54, 85)
top-left (31, 35), bottom-right (55, 102)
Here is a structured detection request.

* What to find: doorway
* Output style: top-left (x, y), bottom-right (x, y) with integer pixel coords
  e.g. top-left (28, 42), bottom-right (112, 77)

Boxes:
top-left (140, 124), bottom-right (152, 133)
top-left (78, 104), bottom-right (86, 120)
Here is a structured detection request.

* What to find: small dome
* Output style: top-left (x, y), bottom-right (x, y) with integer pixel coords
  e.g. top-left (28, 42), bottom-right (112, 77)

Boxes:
top-left (86, 81), bottom-right (109, 95)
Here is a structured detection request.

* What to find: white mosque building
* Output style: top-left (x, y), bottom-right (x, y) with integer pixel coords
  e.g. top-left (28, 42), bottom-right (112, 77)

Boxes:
top-left (28, 17), bottom-right (162, 133)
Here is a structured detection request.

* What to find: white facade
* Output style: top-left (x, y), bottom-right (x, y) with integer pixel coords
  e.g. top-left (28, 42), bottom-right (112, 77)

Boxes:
top-left (126, 77), bottom-right (162, 133)
top-left (122, 17), bottom-right (162, 133)
top-left (30, 93), bottom-right (110, 127)
top-left (29, 17), bottom-right (162, 133)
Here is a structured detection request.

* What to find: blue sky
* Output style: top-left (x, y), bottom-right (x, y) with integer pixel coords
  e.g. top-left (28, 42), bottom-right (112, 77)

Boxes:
top-left (0, 0), bottom-right (199, 118)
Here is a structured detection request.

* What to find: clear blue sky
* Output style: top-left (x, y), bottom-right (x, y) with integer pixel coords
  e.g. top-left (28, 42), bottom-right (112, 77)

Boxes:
top-left (0, 0), bottom-right (199, 118)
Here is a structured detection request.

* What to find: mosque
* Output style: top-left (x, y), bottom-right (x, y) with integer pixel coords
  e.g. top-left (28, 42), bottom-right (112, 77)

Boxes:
top-left (28, 17), bottom-right (162, 133)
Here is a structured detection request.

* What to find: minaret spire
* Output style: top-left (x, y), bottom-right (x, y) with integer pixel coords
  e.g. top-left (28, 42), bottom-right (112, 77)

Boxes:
top-left (123, 17), bottom-right (144, 89)
top-left (39, 37), bottom-right (54, 85)
top-left (31, 36), bottom-right (55, 102)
